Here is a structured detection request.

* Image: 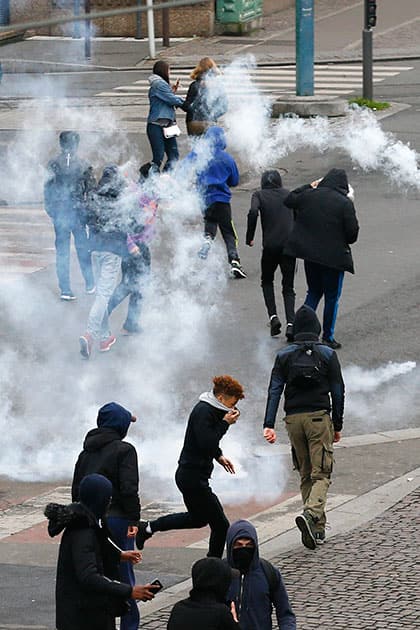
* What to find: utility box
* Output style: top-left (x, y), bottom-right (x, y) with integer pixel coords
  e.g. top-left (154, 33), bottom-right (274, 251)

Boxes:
top-left (216, 0), bottom-right (263, 34)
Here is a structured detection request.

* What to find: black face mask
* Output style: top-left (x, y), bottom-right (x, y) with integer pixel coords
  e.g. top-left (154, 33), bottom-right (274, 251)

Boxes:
top-left (232, 547), bottom-right (254, 573)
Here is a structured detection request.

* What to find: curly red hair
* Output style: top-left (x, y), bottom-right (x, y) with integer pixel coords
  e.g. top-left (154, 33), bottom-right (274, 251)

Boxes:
top-left (212, 375), bottom-right (245, 399)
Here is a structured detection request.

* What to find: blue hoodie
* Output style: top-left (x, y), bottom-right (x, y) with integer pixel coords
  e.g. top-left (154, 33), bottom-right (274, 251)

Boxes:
top-left (226, 520), bottom-right (296, 630)
top-left (197, 127), bottom-right (239, 206)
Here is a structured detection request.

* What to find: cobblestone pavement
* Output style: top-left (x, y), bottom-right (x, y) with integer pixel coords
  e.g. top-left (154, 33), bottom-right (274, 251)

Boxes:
top-left (141, 489), bottom-right (420, 629)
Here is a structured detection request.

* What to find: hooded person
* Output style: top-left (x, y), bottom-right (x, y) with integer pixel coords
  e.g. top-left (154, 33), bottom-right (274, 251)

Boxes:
top-left (226, 520), bottom-right (296, 630)
top-left (45, 474), bottom-right (157, 630)
top-left (284, 168), bottom-right (359, 349)
top-left (246, 169), bottom-right (296, 340)
top-left (262, 305), bottom-right (345, 550)
top-left (136, 375), bottom-right (245, 559)
top-left (189, 126), bottom-right (246, 278)
top-left (167, 557), bottom-right (240, 629)
top-left (44, 130), bottom-right (95, 301)
top-left (72, 404), bottom-right (142, 630)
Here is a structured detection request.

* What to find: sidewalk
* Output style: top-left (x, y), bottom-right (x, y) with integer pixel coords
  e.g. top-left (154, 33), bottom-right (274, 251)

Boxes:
top-left (1, 0), bottom-right (420, 73)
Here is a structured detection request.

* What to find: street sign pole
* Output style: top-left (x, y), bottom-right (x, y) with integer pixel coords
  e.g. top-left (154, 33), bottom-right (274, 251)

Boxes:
top-left (296, 0), bottom-right (314, 96)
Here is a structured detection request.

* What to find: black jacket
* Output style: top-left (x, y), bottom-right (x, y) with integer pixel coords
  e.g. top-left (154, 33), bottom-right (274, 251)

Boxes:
top-left (263, 306), bottom-right (345, 431)
top-left (72, 428), bottom-right (140, 524)
top-left (45, 502), bottom-right (131, 630)
top-left (178, 400), bottom-right (230, 479)
top-left (168, 557), bottom-right (240, 630)
top-left (284, 168), bottom-right (359, 273)
top-left (185, 74), bottom-right (228, 123)
top-left (246, 172), bottom-right (292, 250)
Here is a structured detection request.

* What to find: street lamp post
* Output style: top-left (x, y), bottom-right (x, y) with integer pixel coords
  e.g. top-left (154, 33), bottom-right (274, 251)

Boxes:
top-left (296, 0), bottom-right (314, 96)
top-left (363, 0), bottom-right (377, 100)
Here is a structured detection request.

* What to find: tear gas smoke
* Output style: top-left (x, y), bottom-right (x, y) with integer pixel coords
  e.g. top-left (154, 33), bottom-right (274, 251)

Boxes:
top-left (0, 56), bottom-right (418, 509)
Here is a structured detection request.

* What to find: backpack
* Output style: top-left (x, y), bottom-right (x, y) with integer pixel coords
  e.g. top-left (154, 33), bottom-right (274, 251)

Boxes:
top-left (260, 558), bottom-right (280, 602)
top-left (286, 342), bottom-right (324, 388)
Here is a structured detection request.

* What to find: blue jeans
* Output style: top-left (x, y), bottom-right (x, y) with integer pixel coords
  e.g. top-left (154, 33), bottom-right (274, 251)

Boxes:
top-left (108, 251), bottom-right (150, 332)
top-left (107, 517), bottom-right (139, 630)
top-left (146, 122), bottom-right (179, 170)
top-left (53, 220), bottom-right (93, 293)
top-left (303, 260), bottom-right (344, 341)
top-left (87, 251), bottom-right (121, 340)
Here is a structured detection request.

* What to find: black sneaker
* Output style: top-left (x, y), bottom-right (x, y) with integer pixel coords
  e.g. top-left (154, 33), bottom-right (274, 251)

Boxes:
top-left (285, 323), bottom-right (294, 341)
top-left (135, 521), bottom-right (153, 550)
top-left (315, 531), bottom-right (326, 545)
top-left (270, 316), bottom-right (281, 337)
top-left (322, 338), bottom-right (342, 350)
top-left (295, 512), bottom-right (316, 550)
top-left (230, 260), bottom-right (247, 279)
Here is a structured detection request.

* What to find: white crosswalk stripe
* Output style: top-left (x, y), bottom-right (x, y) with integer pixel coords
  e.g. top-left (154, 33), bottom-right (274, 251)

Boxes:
top-left (0, 206), bottom-right (55, 278)
top-left (96, 63), bottom-right (413, 99)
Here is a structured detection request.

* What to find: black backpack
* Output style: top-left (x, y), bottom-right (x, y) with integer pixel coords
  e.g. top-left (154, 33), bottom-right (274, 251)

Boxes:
top-left (260, 558), bottom-right (280, 601)
top-left (286, 341), bottom-right (324, 388)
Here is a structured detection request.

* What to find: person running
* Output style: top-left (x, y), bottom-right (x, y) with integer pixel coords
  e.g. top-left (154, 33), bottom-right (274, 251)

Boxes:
top-left (45, 473), bottom-right (158, 630)
top-left (79, 165), bottom-right (130, 358)
top-left (193, 126), bottom-right (246, 278)
top-left (44, 130), bottom-right (95, 300)
top-left (263, 305), bottom-right (345, 550)
top-left (147, 60), bottom-right (187, 171)
top-left (246, 170), bottom-right (296, 340)
top-left (284, 168), bottom-right (359, 349)
top-left (185, 57), bottom-right (227, 136)
top-left (136, 375), bottom-right (245, 558)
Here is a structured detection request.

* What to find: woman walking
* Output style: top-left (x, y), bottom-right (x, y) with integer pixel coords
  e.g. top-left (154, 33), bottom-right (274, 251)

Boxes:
top-left (147, 60), bottom-right (187, 171)
top-left (185, 57), bottom-right (227, 136)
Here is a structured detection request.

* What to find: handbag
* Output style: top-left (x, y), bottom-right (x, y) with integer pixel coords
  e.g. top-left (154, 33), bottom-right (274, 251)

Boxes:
top-left (163, 122), bottom-right (181, 139)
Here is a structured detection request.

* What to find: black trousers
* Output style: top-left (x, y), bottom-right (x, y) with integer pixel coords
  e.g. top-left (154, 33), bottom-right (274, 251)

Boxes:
top-left (151, 467), bottom-right (229, 558)
top-left (204, 201), bottom-right (239, 263)
top-left (261, 246), bottom-right (296, 322)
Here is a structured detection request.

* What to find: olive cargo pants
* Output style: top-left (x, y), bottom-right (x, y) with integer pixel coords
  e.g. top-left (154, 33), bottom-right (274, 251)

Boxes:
top-left (284, 410), bottom-right (334, 531)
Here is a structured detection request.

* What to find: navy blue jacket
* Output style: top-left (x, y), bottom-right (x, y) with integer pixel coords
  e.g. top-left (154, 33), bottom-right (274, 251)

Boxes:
top-left (226, 520), bottom-right (296, 630)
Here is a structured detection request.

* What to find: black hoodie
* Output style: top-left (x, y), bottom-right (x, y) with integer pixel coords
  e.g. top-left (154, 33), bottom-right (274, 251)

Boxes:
top-left (167, 557), bottom-right (240, 630)
top-left (284, 168), bottom-right (359, 273)
top-left (72, 404), bottom-right (140, 524)
top-left (246, 170), bottom-right (292, 249)
top-left (263, 306), bottom-right (345, 430)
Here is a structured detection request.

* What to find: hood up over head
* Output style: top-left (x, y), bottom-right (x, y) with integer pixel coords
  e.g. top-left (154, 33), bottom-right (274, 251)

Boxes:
top-left (261, 169), bottom-right (282, 189)
top-left (79, 473), bottom-right (112, 521)
top-left (96, 165), bottom-right (126, 198)
top-left (190, 557), bottom-right (234, 602)
top-left (97, 402), bottom-right (133, 439)
top-left (292, 305), bottom-right (321, 340)
top-left (226, 519), bottom-right (259, 574)
top-left (317, 168), bottom-right (349, 196)
top-left (204, 125), bottom-right (227, 151)
top-left (59, 130), bottom-right (80, 153)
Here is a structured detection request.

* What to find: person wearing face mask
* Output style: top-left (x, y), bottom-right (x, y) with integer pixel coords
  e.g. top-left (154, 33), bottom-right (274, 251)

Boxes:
top-left (45, 474), bottom-right (158, 630)
top-left (136, 375), bottom-right (245, 558)
top-left (226, 520), bottom-right (296, 630)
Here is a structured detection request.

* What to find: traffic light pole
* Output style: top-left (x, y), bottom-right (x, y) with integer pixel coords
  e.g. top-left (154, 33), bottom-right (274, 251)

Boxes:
top-left (362, 0), bottom-right (377, 100)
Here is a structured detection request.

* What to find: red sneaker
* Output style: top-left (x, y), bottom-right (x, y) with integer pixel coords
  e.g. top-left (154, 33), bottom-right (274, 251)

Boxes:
top-left (79, 333), bottom-right (93, 359)
top-left (100, 335), bottom-right (116, 352)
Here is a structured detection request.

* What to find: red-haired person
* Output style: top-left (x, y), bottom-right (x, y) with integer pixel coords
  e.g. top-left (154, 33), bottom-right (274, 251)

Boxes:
top-left (136, 375), bottom-right (245, 558)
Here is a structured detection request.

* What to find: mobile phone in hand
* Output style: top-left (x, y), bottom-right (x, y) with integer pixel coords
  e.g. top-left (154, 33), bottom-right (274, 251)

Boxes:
top-left (151, 579), bottom-right (163, 592)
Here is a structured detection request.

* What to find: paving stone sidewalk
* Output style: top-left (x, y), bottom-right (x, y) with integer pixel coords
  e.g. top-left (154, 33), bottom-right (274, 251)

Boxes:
top-left (140, 488), bottom-right (420, 629)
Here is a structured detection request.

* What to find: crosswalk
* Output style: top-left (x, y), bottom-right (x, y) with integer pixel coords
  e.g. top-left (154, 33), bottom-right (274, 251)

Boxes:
top-left (97, 63), bottom-right (414, 99)
top-left (0, 205), bottom-right (54, 277)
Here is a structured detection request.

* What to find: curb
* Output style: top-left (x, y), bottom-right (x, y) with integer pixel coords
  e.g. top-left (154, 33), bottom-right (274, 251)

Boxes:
top-left (141, 465), bottom-right (420, 619)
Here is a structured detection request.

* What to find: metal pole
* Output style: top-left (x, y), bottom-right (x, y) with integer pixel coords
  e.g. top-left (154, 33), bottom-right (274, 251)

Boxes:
top-left (362, 28), bottom-right (373, 100)
top-left (84, 0), bottom-right (91, 60)
top-left (73, 0), bottom-right (81, 38)
top-left (162, 0), bottom-right (170, 47)
top-left (296, 0), bottom-right (314, 96)
top-left (146, 0), bottom-right (156, 59)
top-left (135, 0), bottom-right (143, 39)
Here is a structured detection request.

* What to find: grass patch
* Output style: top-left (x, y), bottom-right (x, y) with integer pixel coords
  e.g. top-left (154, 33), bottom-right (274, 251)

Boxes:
top-left (349, 97), bottom-right (390, 110)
